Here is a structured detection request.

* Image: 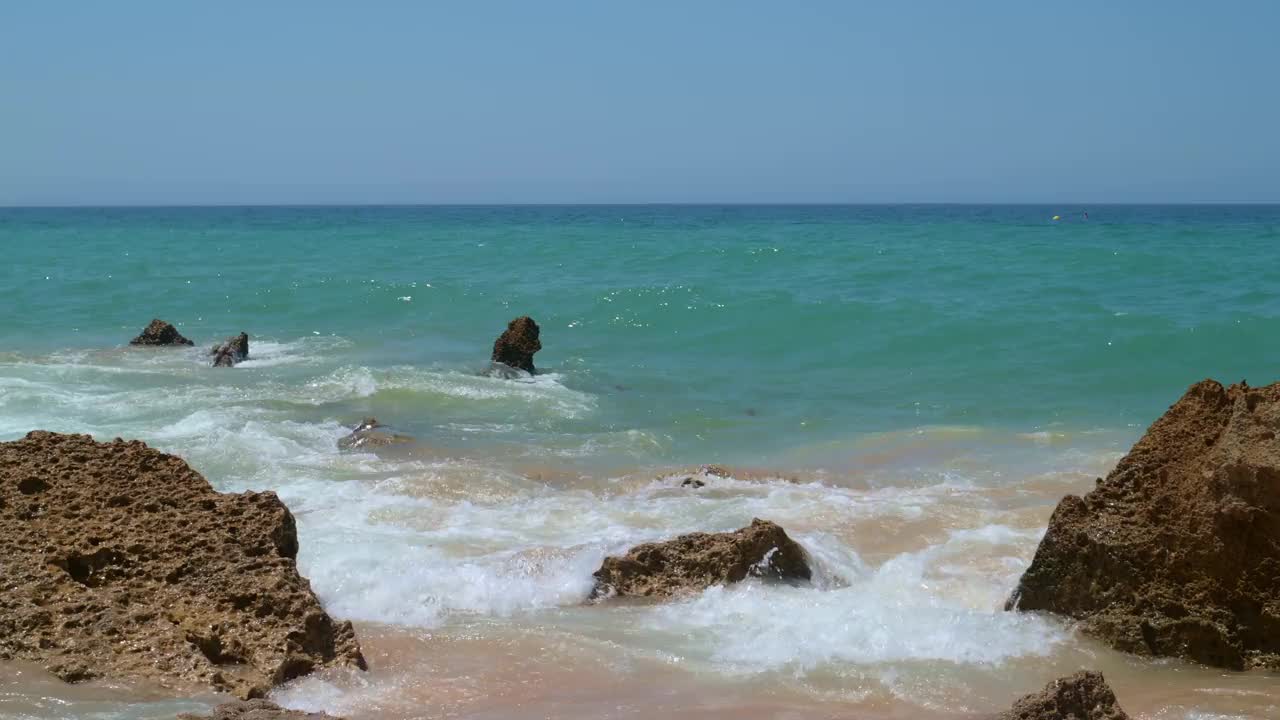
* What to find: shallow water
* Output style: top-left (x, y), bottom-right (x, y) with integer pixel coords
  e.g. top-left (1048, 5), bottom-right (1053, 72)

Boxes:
top-left (1, 205), bottom-right (1278, 719)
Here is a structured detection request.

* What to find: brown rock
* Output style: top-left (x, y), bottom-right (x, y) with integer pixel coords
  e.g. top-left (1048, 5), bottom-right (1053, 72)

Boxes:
top-left (993, 666), bottom-right (1126, 717)
top-left (178, 700), bottom-right (342, 720)
top-left (211, 332), bottom-right (250, 367)
top-left (130, 319), bottom-right (194, 346)
top-left (996, 671), bottom-right (1130, 720)
top-left (1007, 379), bottom-right (1280, 670)
top-left (590, 518), bottom-right (811, 600)
top-left (0, 432), bottom-right (366, 699)
top-left (336, 417), bottom-right (413, 451)
top-left (490, 316), bottom-right (541, 374)
top-left (178, 699), bottom-right (343, 720)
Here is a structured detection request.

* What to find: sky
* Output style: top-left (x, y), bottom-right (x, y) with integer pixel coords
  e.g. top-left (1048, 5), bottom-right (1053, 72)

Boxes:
top-left (2, 1), bottom-right (1278, 205)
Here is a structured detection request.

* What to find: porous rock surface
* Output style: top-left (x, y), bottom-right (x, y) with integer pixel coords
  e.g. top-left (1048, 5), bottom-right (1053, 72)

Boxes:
top-left (491, 316), bottom-right (541, 374)
top-left (996, 671), bottom-right (1130, 720)
top-left (0, 431), bottom-right (366, 698)
top-left (1008, 379), bottom-right (1280, 669)
top-left (211, 332), bottom-right (250, 367)
top-left (130, 319), bottom-right (194, 347)
top-left (590, 518), bottom-right (811, 600)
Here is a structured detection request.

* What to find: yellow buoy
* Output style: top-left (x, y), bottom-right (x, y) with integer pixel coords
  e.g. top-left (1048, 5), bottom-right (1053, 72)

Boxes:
top-left (1052, 215), bottom-right (1060, 221)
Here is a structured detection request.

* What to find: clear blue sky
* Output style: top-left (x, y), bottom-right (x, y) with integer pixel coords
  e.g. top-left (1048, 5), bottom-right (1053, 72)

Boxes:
top-left (3, 1), bottom-right (1278, 205)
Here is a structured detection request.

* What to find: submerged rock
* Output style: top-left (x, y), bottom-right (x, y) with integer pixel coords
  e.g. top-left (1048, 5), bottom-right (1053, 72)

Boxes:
top-left (179, 700), bottom-right (344, 720)
top-left (491, 316), bottom-right (541, 374)
top-left (211, 332), bottom-right (250, 367)
top-left (674, 465), bottom-right (731, 489)
top-left (0, 431), bottom-right (366, 698)
top-left (336, 417), bottom-right (413, 451)
top-left (1008, 379), bottom-right (1280, 670)
top-left (996, 671), bottom-right (1130, 720)
top-left (129, 319), bottom-right (194, 346)
top-left (590, 518), bottom-right (811, 600)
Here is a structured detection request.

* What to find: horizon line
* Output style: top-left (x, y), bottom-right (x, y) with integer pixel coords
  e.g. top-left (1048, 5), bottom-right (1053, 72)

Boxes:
top-left (3, 201), bottom-right (1280, 210)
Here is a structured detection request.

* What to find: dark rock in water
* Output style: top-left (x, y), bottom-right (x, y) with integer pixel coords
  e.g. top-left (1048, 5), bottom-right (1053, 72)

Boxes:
top-left (337, 417), bottom-right (413, 451)
top-left (590, 518), bottom-right (810, 600)
top-left (996, 671), bottom-right (1130, 720)
top-left (211, 332), bottom-right (250, 367)
top-left (675, 465), bottom-right (733, 488)
top-left (179, 700), bottom-right (344, 720)
top-left (491, 316), bottom-right (541, 374)
top-left (129, 319), bottom-right (193, 346)
top-left (1007, 379), bottom-right (1280, 670)
top-left (0, 431), bottom-right (366, 699)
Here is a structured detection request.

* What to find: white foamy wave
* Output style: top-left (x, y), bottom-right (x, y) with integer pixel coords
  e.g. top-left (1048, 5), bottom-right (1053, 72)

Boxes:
top-left (376, 367), bottom-right (597, 419)
top-left (287, 465), bottom-right (1028, 631)
top-left (307, 538), bottom-right (602, 627)
top-left (610, 521), bottom-right (1059, 677)
top-left (231, 338), bottom-right (331, 369)
top-left (640, 579), bottom-right (1064, 673)
top-left (287, 365), bottom-right (596, 419)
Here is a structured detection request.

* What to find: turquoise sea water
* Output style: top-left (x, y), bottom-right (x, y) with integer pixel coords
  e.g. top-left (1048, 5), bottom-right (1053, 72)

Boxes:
top-left (3, 205), bottom-right (1279, 462)
top-left (3, 205), bottom-right (1280, 719)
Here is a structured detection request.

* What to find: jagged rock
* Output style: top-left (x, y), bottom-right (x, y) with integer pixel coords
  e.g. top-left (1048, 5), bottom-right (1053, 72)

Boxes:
top-left (179, 700), bottom-right (344, 720)
top-left (129, 319), bottom-right (194, 346)
top-left (0, 432), bottom-right (366, 699)
top-left (491, 316), bottom-right (541, 374)
top-left (996, 671), bottom-right (1130, 720)
top-left (1008, 379), bottom-right (1280, 670)
top-left (590, 518), bottom-right (811, 600)
top-left (336, 417), bottom-right (413, 451)
top-left (211, 332), bottom-right (250, 367)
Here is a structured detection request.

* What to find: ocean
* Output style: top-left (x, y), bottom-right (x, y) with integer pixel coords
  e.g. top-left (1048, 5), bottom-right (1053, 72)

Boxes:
top-left (1, 204), bottom-right (1278, 719)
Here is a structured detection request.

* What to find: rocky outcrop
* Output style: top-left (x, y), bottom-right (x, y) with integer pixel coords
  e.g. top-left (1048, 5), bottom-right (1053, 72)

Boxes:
top-left (336, 417), bottom-right (412, 451)
top-left (211, 332), bottom-right (250, 367)
top-left (130, 319), bottom-right (194, 346)
top-left (996, 671), bottom-right (1130, 720)
top-left (0, 432), bottom-right (366, 699)
top-left (491, 316), bottom-right (541, 374)
top-left (590, 518), bottom-right (811, 600)
top-left (179, 700), bottom-right (344, 720)
top-left (1008, 379), bottom-right (1280, 670)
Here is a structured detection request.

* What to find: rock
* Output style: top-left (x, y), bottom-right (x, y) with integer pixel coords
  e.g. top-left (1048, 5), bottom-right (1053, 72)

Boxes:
top-left (676, 466), bottom-right (731, 488)
top-left (0, 431), bottom-right (366, 699)
top-left (1007, 379), bottom-right (1280, 670)
top-left (490, 316), bottom-right (541, 374)
top-left (996, 671), bottom-right (1130, 720)
top-left (129, 319), bottom-right (194, 346)
top-left (178, 700), bottom-right (344, 720)
top-left (211, 332), bottom-right (250, 367)
top-left (336, 417), bottom-right (413, 451)
top-left (590, 518), bottom-right (811, 600)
